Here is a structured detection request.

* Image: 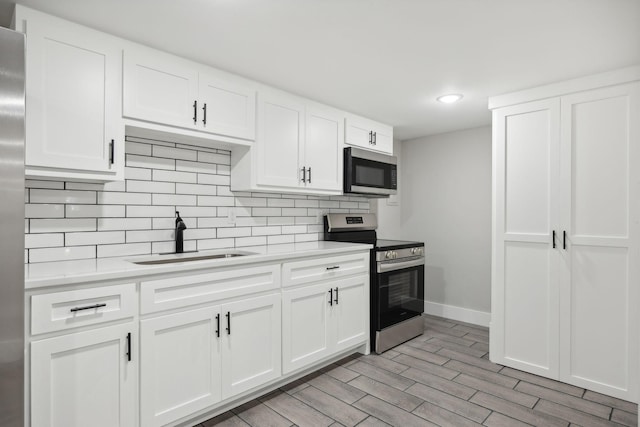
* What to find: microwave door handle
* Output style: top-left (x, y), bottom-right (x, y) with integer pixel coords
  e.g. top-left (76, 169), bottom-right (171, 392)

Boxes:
top-left (377, 257), bottom-right (424, 273)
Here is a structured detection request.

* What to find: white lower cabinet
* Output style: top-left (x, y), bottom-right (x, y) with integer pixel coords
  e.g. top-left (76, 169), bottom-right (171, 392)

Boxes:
top-left (30, 323), bottom-right (137, 427)
top-left (282, 275), bottom-right (368, 374)
top-left (140, 293), bottom-right (281, 427)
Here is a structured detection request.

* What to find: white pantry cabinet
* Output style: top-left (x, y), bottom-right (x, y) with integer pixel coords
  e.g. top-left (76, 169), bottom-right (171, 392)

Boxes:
top-left (14, 6), bottom-right (124, 181)
top-left (232, 90), bottom-right (343, 195)
top-left (31, 323), bottom-right (137, 427)
top-left (490, 72), bottom-right (640, 401)
top-left (344, 113), bottom-right (393, 155)
top-left (140, 293), bottom-right (280, 427)
top-left (123, 45), bottom-right (256, 141)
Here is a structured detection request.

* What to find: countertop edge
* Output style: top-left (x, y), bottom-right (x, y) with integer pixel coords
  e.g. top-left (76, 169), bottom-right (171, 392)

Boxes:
top-left (25, 242), bottom-right (373, 290)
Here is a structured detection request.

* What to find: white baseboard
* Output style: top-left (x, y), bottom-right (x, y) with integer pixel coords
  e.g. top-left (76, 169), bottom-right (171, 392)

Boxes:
top-left (424, 301), bottom-right (491, 327)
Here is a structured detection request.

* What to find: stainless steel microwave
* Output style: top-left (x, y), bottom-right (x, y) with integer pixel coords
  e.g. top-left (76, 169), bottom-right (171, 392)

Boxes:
top-left (344, 147), bottom-right (397, 196)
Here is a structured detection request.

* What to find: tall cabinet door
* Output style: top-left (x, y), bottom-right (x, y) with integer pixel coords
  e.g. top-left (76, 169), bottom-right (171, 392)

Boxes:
top-left (23, 10), bottom-right (122, 174)
top-left (491, 98), bottom-right (561, 378)
top-left (256, 90), bottom-right (304, 188)
top-left (140, 307), bottom-right (221, 427)
top-left (30, 323), bottom-right (136, 427)
top-left (304, 105), bottom-right (343, 192)
top-left (558, 82), bottom-right (640, 400)
top-left (220, 294), bottom-right (281, 399)
top-left (123, 46), bottom-right (199, 130)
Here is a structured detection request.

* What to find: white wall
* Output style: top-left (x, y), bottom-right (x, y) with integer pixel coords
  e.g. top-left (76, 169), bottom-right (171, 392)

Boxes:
top-left (377, 126), bottom-right (492, 326)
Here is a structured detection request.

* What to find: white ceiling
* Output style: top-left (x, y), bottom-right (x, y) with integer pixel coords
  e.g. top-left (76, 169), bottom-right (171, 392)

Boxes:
top-left (1, 0), bottom-right (638, 141)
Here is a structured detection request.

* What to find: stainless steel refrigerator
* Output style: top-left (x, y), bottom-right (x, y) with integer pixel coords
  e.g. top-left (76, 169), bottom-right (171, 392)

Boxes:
top-left (0, 25), bottom-right (25, 427)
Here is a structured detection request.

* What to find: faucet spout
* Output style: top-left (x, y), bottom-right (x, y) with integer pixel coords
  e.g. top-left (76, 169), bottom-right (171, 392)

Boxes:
top-left (175, 211), bottom-right (187, 253)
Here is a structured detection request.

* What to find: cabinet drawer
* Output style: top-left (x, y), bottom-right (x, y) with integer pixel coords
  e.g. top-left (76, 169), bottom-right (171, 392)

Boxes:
top-left (282, 252), bottom-right (369, 288)
top-left (140, 264), bottom-right (280, 314)
top-left (31, 283), bottom-right (136, 335)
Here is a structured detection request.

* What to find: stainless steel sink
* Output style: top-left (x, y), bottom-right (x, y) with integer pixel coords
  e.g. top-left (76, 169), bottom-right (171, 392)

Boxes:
top-left (129, 251), bottom-right (256, 265)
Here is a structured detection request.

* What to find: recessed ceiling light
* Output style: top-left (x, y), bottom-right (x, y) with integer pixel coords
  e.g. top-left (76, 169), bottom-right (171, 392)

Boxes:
top-left (437, 94), bottom-right (463, 104)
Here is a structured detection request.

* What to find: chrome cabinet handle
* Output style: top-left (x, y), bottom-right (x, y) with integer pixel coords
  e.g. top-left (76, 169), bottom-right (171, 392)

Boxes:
top-left (70, 303), bottom-right (106, 312)
top-left (368, 131), bottom-right (373, 144)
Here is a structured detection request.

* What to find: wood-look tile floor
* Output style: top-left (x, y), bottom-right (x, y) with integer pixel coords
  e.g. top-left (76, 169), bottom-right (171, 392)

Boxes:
top-left (198, 315), bottom-right (638, 427)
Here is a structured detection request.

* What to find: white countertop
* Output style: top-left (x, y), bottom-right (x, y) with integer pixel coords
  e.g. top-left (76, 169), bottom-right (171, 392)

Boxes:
top-left (25, 241), bottom-right (372, 289)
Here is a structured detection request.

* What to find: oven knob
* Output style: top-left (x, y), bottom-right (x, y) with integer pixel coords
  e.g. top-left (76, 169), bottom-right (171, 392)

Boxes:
top-left (392, 251), bottom-right (398, 259)
top-left (410, 248), bottom-right (416, 255)
top-left (385, 251), bottom-right (392, 259)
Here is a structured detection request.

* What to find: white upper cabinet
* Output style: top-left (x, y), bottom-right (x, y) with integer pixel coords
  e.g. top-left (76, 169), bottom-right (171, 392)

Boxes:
top-left (490, 70), bottom-right (640, 402)
top-left (232, 89), bottom-right (344, 195)
top-left (15, 6), bottom-right (124, 181)
top-left (123, 45), bottom-right (256, 141)
top-left (345, 113), bottom-right (393, 154)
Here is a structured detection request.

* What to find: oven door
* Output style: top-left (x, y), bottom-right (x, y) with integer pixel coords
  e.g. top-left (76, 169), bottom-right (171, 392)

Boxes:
top-left (375, 257), bottom-right (424, 330)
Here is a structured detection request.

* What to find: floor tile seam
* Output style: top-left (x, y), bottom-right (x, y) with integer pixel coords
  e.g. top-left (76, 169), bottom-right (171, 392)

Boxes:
top-left (357, 355), bottom-right (412, 375)
top-left (288, 385), bottom-right (341, 425)
top-left (347, 373), bottom-right (426, 412)
top-left (515, 380), bottom-right (611, 415)
top-left (486, 411), bottom-right (537, 427)
top-left (533, 397), bottom-right (616, 422)
top-left (409, 398), bottom-right (491, 426)
top-left (453, 376), bottom-right (540, 409)
top-left (255, 397), bottom-right (300, 427)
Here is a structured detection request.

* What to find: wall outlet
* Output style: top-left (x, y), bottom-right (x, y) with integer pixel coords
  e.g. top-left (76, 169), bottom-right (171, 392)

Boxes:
top-left (227, 208), bottom-right (236, 224)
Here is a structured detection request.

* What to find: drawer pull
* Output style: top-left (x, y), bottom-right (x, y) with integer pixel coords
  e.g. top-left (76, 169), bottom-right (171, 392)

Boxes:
top-left (334, 287), bottom-right (339, 305)
top-left (328, 288), bottom-right (333, 306)
top-left (215, 313), bottom-right (220, 338)
top-left (226, 311), bottom-right (231, 335)
top-left (70, 303), bottom-right (107, 313)
top-left (326, 266), bottom-right (340, 271)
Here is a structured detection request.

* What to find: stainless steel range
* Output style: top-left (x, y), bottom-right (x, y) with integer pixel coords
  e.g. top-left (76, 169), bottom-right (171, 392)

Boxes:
top-left (324, 213), bottom-right (425, 353)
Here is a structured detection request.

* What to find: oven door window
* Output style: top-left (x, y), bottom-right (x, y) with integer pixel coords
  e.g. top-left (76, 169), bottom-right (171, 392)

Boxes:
top-left (377, 265), bottom-right (424, 330)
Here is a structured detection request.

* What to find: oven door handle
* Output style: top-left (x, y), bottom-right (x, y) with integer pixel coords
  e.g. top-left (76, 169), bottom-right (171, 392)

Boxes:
top-left (377, 257), bottom-right (424, 273)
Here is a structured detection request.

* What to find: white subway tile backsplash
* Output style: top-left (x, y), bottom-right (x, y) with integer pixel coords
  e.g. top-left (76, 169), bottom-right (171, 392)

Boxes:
top-left (66, 205), bottom-right (125, 218)
top-left (125, 141), bottom-right (152, 155)
top-left (197, 174), bottom-right (230, 186)
top-left (30, 218), bottom-right (96, 233)
top-left (65, 231), bottom-right (125, 246)
top-left (252, 207), bottom-right (282, 217)
top-left (25, 233), bottom-right (64, 249)
top-left (198, 196), bottom-right (234, 206)
top-left (127, 154), bottom-right (175, 170)
top-left (176, 159), bottom-right (216, 174)
top-left (127, 180), bottom-right (175, 194)
top-left (99, 191), bottom-right (152, 205)
top-left (25, 204), bottom-right (64, 218)
top-left (176, 183), bottom-right (217, 195)
top-left (153, 169), bottom-right (197, 183)
top-left (267, 198), bottom-right (295, 208)
top-left (153, 145), bottom-right (197, 161)
top-left (126, 205), bottom-right (175, 218)
top-left (252, 226), bottom-right (281, 236)
top-left (294, 199), bottom-right (319, 208)
top-left (30, 189), bottom-right (96, 204)
top-left (30, 246), bottom-right (96, 263)
top-left (152, 194), bottom-right (197, 206)
top-left (126, 167), bottom-right (152, 181)
top-left (217, 227), bottom-right (251, 238)
top-left (24, 138), bottom-right (371, 263)
top-left (97, 243), bottom-right (150, 258)
top-left (236, 236), bottom-right (267, 247)
top-left (25, 180), bottom-right (64, 189)
top-left (267, 234), bottom-right (295, 245)
top-left (236, 197), bottom-right (267, 207)
top-left (98, 218), bottom-right (151, 231)
top-left (126, 229), bottom-right (174, 243)
top-left (197, 238), bottom-right (234, 251)
top-left (198, 151), bottom-right (230, 165)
